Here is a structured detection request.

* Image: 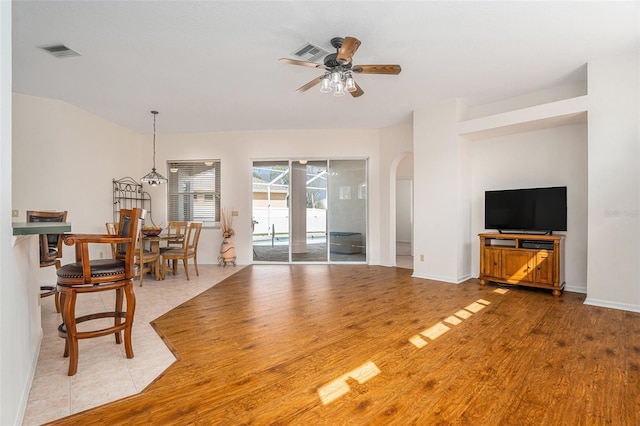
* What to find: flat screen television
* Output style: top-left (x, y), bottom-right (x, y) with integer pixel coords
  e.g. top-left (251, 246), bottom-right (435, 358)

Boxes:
top-left (485, 186), bottom-right (567, 233)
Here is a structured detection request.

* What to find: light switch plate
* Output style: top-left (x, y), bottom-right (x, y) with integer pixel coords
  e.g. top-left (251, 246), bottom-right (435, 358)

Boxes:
top-left (12, 209), bottom-right (19, 218)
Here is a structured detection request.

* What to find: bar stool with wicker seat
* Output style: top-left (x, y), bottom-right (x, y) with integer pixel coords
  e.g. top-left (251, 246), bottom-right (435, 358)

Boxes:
top-left (56, 207), bottom-right (142, 376)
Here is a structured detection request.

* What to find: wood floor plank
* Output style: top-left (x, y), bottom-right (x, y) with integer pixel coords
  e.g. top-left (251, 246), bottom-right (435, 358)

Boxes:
top-left (45, 265), bottom-right (640, 425)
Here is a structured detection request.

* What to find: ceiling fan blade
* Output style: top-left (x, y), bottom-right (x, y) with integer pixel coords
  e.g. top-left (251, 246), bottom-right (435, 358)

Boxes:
top-left (296, 76), bottom-right (323, 93)
top-left (350, 82), bottom-right (364, 98)
top-left (279, 58), bottom-right (322, 68)
top-left (336, 36), bottom-right (361, 65)
top-left (352, 64), bottom-right (402, 75)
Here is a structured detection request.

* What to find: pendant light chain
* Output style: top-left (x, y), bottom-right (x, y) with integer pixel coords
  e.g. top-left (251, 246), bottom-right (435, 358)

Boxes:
top-left (152, 110), bottom-right (157, 170)
top-left (141, 110), bottom-right (167, 186)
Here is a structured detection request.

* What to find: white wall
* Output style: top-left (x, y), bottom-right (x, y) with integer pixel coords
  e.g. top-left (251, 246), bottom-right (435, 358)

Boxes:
top-left (413, 100), bottom-right (470, 282)
top-left (396, 180), bottom-right (412, 243)
top-left (1, 5), bottom-right (42, 425)
top-left (0, 2), bottom-right (22, 424)
top-left (12, 93), bottom-right (145, 270)
top-left (396, 154), bottom-right (414, 246)
top-left (468, 123), bottom-right (588, 292)
top-left (586, 51), bottom-right (640, 310)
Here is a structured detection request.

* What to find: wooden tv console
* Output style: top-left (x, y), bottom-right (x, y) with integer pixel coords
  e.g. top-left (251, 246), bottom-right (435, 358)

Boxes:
top-left (478, 233), bottom-right (565, 297)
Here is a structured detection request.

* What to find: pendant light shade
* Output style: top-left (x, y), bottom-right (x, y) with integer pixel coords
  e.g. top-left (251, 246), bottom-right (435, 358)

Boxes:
top-left (141, 110), bottom-right (167, 186)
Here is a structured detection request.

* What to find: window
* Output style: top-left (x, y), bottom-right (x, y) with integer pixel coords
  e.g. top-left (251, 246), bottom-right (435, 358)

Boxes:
top-left (167, 160), bottom-right (220, 227)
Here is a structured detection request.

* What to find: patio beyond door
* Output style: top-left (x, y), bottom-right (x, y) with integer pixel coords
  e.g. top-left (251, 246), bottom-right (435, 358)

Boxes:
top-left (252, 159), bottom-right (367, 263)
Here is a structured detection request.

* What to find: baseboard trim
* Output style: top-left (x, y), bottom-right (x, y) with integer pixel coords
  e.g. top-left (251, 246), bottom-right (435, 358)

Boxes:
top-left (411, 272), bottom-right (471, 284)
top-left (584, 297), bottom-right (640, 313)
top-left (564, 284), bottom-right (587, 294)
top-left (15, 328), bottom-right (42, 425)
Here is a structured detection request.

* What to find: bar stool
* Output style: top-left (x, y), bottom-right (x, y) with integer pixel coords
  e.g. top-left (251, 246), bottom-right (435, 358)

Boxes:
top-left (56, 207), bottom-right (142, 375)
top-left (26, 210), bottom-right (68, 312)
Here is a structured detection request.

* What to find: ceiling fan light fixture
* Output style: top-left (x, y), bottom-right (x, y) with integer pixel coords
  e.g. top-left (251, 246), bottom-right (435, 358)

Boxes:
top-left (320, 74), bottom-right (331, 93)
top-left (330, 71), bottom-right (341, 88)
top-left (282, 36), bottom-right (400, 98)
top-left (345, 72), bottom-right (356, 92)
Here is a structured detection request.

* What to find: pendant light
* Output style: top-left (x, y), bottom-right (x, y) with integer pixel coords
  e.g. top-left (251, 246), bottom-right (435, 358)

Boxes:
top-left (140, 110), bottom-right (167, 186)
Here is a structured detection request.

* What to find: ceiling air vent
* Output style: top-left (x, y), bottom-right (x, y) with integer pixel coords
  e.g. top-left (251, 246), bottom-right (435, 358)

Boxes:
top-left (40, 44), bottom-right (80, 58)
top-left (291, 42), bottom-right (330, 63)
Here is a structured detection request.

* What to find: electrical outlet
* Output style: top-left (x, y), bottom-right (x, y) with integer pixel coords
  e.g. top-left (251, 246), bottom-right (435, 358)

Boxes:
top-left (12, 209), bottom-right (19, 218)
top-left (420, 254), bottom-right (424, 262)
top-left (99, 251), bottom-right (104, 259)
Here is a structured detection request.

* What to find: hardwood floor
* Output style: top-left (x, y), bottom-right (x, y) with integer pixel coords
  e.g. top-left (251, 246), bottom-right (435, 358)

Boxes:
top-left (47, 265), bottom-right (640, 425)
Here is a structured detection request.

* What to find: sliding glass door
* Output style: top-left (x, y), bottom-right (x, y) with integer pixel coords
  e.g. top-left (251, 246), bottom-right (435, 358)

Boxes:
top-left (291, 161), bottom-right (327, 262)
top-left (328, 160), bottom-right (367, 262)
top-left (252, 161), bottom-right (290, 262)
top-left (252, 158), bottom-right (366, 263)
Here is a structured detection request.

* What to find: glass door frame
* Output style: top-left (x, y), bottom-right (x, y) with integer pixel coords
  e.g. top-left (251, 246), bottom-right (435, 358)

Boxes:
top-left (251, 157), bottom-right (368, 264)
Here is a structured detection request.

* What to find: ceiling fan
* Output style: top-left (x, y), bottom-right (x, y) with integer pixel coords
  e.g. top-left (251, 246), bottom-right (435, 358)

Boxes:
top-left (279, 36), bottom-right (402, 98)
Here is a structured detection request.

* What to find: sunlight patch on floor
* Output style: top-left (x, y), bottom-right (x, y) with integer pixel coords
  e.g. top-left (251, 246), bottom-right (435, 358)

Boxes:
top-left (464, 301), bottom-right (487, 313)
top-left (322, 291), bottom-right (510, 405)
top-left (454, 309), bottom-right (473, 319)
top-left (409, 334), bottom-right (429, 348)
top-left (420, 322), bottom-right (451, 340)
top-left (318, 360), bottom-right (382, 405)
top-left (443, 315), bottom-right (463, 326)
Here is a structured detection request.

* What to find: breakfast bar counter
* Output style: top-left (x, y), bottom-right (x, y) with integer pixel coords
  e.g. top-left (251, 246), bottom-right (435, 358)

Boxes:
top-left (12, 222), bottom-right (71, 236)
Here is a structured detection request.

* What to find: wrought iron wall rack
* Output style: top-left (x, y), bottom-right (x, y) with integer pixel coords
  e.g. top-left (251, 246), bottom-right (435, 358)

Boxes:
top-left (112, 177), bottom-right (152, 223)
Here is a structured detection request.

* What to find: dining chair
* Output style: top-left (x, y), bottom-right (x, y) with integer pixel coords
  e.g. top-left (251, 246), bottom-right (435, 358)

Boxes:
top-left (160, 221), bottom-right (188, 268)
top-left (105, 222), bottom-right (119, 258)
top-left (108, 221), bottom-right (160, 286)
top-left (27, 210), bottom-right (68, 313)
top-left (165, 221), bottom-right (187, 248)
top-left (161, 222), bottom-right (202, 280)
top-left (57, 207), bottom-right (142, 375)
top-left (135, 229), bottom-right (161, 286)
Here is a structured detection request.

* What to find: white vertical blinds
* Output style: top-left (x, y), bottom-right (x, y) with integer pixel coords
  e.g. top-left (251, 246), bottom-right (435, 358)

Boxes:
top-left (167, 160), bottom-right (220, 226)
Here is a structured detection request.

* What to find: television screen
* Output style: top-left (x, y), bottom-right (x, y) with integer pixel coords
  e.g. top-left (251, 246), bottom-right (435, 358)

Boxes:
top-left (485, 186), bottom-right (567, 232)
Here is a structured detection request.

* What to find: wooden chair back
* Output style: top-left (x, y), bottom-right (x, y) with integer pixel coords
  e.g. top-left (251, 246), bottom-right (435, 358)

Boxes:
top-left (185, 222), bottom-right (202, 255)
top-left (166, 221), bottom-right (188, 248)
top-left (26, 210), bottom-right (68, 266)
top-left (135, 228), bottom-right (160, 286)
top-left (62, 208), bottom-right (141, 284)
top-left (105, 222), bottom-right (119, 258)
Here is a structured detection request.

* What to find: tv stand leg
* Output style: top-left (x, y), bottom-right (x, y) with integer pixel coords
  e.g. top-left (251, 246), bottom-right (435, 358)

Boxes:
top-left (479, 279), bottom-right (486, 287)
top-left (553, 288), bottom-right (561, 297)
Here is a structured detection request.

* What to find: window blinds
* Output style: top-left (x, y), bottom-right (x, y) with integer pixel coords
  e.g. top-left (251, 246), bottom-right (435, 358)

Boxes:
top-left (167, 160), bottom-right (220, 226)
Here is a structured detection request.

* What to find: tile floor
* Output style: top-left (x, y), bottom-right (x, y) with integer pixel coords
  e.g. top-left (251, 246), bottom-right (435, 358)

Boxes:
top-left (22, 264), bottom-right (243, 425)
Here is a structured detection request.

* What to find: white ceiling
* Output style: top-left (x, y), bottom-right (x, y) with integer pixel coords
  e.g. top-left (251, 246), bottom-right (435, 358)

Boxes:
top-left (12, 1), bottom-right (639, 134)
